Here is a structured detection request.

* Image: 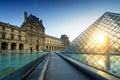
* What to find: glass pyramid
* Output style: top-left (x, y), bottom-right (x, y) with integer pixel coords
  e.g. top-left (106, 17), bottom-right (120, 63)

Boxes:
top-left (63, 12), bottom-right (120, 54)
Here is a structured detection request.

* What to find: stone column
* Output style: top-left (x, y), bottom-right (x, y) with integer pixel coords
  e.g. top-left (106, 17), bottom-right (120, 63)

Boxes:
top-left (17, 43), bottom-right (20, 53)
top-left (8, 43), bottom-right (11, 53)
top-left (17, 43), bottom-right (19, 49)
top-left (23, 43), bottom-right (25, 52)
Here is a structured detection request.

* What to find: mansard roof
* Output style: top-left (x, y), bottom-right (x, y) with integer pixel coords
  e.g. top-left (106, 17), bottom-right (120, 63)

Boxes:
top-left (0, 22), bottom-right (20, 29)
top-left (22, 12), bottom-right (45, 29)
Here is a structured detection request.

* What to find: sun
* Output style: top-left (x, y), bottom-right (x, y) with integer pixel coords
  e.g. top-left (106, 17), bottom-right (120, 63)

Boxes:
top-left (98, 59), bottom-right (105, 66)
top-left (95, 34), bottom-right (105, 44)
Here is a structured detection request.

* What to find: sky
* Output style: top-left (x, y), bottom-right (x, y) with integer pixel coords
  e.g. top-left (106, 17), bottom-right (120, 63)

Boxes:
top-left (0, 0), bottom-right (120, 42)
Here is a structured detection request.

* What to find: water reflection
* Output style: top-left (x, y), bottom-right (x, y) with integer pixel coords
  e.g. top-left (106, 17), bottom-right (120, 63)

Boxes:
top-left (0, 52), bottom-right (47, 79)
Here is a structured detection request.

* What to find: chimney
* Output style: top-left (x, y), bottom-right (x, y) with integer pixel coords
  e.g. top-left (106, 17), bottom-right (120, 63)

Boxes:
top-left (24, 11), bottom-right (27, 21)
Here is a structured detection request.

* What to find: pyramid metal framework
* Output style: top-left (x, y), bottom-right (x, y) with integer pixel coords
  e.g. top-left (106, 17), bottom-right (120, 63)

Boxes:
top-left (63, 12), bottom-right (120, 54)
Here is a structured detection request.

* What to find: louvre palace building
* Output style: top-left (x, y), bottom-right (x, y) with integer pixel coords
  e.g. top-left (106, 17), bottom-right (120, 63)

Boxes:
top-left (0, 12), bottom-right (69, 53)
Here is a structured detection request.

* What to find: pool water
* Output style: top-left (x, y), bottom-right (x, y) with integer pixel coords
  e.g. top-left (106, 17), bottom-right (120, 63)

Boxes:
top-left (0, 52), bottom-right (47, 79)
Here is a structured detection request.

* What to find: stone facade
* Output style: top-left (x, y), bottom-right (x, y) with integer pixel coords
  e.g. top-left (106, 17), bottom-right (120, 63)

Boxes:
top-left (0, 12), bottom-right (69, 53)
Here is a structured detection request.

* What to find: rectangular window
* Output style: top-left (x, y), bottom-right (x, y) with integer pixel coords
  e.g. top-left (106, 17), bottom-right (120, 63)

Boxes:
top-left (11, 28), bottom-right (14, 32)
top-left (30, 37), bottom-right (32, 42)
top-left (19, 36), bottom-right (21, 40)
top-left (30, 26), bottom-right (32, 30)
top-left (25, 36), bottom-right (27, 41)
top-left (2, 26), bottom-right (5, 30)
top-left (19, 31), bottom-right (21, 33)
top-left (36, 37), bottom-right (39, 42)
top-left (37, 40), bottom-right (39, 42)
top-left (2, 34), bottom-right (5, 39)
top-left (36, 27), bottom-right (39, 33)
top-left (11, 35), bottom-right (14, 39)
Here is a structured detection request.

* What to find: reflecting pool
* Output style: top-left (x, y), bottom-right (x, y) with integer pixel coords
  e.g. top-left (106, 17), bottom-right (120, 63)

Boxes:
top-left (0, 52), bottom-right (47, 79)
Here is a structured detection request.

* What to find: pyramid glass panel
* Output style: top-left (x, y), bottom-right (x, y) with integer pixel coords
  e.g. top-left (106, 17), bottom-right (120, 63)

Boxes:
top-left (63, 12), bottom-right (120, 54)
top-left (62, 12), bottom-right (120, 76)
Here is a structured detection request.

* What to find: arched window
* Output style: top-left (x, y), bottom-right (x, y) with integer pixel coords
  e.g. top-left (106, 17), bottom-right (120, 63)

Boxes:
top-left (19, 44), bottom-right (24, 50)
top-left (1, 42), bottom-right (8, 50)
top-left (11, 43), bottom-right (16, 50)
